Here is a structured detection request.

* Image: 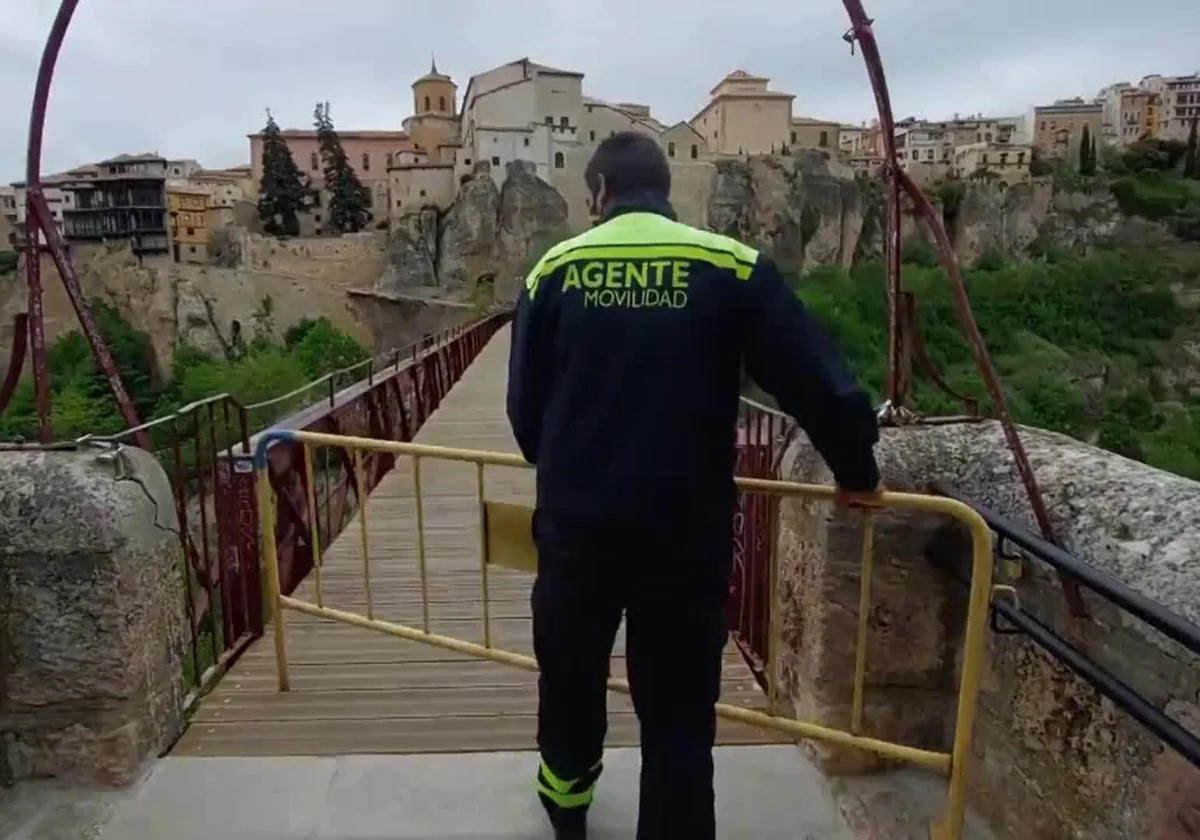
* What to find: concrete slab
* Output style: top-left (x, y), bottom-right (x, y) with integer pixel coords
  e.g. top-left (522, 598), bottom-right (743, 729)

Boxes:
top-left (96, 757), bottom-right (339, 840)
top-left (94, 746), bottom-right (852, 839)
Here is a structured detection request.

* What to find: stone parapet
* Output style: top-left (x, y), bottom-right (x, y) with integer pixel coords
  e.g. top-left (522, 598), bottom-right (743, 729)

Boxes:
top-left (779, 420), bottom-right (1200, 839)
top-left (0, 445), bottom-right (187, 787)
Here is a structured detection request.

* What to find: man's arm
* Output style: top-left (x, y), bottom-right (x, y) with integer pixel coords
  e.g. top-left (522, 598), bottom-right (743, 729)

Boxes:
top-left (741, 255), bottom-right (880, 492)
top-left (506, 272), bottom-right (556, 465)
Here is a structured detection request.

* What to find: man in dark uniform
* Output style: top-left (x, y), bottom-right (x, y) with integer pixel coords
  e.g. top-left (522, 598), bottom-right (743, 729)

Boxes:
top-left (507, 132), bottom-right (882, 839)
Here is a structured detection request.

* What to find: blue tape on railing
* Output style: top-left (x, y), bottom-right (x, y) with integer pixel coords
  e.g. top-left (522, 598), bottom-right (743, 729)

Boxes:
top-left (254, 428), bottom-right (297, 470)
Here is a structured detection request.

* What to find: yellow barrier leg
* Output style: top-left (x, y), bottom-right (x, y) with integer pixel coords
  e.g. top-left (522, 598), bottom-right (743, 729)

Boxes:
top-left (930, 516), bottom-right (995, 840)
top-left (851, 513), bottom-right (877, 735)
top-left (257, 465), bottom-right (290, 692)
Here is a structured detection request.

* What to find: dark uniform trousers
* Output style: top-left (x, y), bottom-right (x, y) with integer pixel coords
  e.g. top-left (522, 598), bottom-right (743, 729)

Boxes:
top-left (532, 510), bottom-right (732, 840)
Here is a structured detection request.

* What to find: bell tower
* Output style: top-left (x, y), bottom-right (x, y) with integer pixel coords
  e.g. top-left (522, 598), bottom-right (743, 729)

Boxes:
top-left (412, 55), bottom-right (458, 118)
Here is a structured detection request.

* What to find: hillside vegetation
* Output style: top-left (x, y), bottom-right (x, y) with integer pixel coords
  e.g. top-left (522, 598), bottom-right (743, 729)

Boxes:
top-left (785, 241), bottom-right (1200, 480)
top-left (0, 303), bottom-right (369, 443)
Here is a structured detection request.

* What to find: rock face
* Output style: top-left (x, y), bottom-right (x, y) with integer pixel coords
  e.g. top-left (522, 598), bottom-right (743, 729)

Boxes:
top-left (0, 445), bottom-right (187, 786)
top-left (375, 160), bottom-right (570, 306)
top-left (707, 152), bottom-right (863, 271)
top-left (778, 420), bottom-right (1200, 839)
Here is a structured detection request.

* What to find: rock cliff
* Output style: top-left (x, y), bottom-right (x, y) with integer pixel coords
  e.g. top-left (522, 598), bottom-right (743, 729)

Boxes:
top-left (372, 160), bottom-right (570, 305)
top-left (0, 153), bottom-right (1180, 384)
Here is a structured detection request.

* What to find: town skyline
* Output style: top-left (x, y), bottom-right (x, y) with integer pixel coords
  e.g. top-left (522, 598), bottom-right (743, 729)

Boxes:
top-left (3, 0), bottom-right (1199, 182)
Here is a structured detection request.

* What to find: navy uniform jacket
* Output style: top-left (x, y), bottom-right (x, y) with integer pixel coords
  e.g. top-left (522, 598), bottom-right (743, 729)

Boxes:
top-left (506, 194), bottom-right (880, 529)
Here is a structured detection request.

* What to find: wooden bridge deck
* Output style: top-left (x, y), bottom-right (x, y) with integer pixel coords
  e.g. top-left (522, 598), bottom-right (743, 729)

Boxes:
top-left (174, 326), bottom-right (784, 757)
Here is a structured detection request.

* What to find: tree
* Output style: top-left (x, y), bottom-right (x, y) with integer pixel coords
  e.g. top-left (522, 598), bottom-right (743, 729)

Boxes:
top-left (1090, 135), bottom-right (1098, 175)
top-left (257, 110), bottom-right (310, 236)
top-left (1078, 125), bottom-right (1095, 175)
top-left (1185, 118), bottom-right (1199, 179)
top-left (314, 102), bottom-right (372, 233)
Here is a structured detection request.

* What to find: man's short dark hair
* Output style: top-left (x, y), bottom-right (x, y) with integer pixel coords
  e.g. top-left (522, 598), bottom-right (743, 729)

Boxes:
top-left (584, 131), bottom-right (671, 200)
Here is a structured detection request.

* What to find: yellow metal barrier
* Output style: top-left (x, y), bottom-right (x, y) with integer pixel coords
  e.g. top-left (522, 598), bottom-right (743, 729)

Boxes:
top-left (253, 428), bottom-right (994, 840)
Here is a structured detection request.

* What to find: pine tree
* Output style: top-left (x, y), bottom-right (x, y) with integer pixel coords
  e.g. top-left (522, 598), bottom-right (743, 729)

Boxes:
top-left (1078, 125), bottom-right (1093, 175)
top-left (315, 102), bottom-right (372, 233)
top-left (257, 110), bottom-right (310, 237)
top-left (1090, 135), bottom-right (1098, 174)
top-left (1185, 118), bottom-right (1199, 179)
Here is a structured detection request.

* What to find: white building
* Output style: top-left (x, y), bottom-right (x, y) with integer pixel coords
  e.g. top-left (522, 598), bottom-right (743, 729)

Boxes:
top-left (460, 58), bottom-right (586, 192)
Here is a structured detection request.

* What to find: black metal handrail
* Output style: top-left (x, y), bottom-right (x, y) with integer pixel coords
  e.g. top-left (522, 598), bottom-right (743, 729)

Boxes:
top-left (931, 482), bottom-right (1200, 770)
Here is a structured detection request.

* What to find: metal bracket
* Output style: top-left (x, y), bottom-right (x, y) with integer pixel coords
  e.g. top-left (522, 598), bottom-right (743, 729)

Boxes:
top-left (989, 585), bottom-right (1023, 636)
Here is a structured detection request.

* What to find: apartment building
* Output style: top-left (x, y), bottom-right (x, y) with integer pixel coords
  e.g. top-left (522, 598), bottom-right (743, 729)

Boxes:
top-left (1139, 73), bottom-right (1200, 142)
top-left (167, 186), bottom-right (210, 263)
top-left (61, 153), bottom-right (170, 255)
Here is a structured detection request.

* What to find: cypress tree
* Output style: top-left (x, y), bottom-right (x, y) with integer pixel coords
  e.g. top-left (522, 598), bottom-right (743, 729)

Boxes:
top-left (1090, 135), bottom-right (1098, 174)
top-left (257, 110), bottom-right (310, 237)
top-left (1185, 118), bottom-right (1199, 179)
top-left (315, 102), bottom-right (372, 233)
top-left (1078, 125), bottom-right (1093, 175)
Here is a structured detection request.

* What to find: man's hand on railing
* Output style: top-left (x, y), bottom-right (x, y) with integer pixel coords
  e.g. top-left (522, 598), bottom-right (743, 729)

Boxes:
top-left (834, 482), bottom-right (886, 509)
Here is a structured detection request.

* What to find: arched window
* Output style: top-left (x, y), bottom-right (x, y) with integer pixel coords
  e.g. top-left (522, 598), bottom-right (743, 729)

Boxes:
top-left (439, 96), bottom-right (446, 111)
top-left (554, 152), bottom-right (565, 169)
top-left (690, 145), bottom-right (698, 159)
top-left (667, 142), bottom-right (676, 158)
top-left (424, 95), bottom-right (431, 111)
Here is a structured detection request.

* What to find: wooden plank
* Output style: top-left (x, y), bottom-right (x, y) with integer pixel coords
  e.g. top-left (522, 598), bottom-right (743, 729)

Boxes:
top-left (177, 326), bottom-right (779, 758)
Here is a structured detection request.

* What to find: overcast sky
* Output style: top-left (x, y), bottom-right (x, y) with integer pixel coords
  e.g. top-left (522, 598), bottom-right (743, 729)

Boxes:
top-left (2, 0), bottom-right (1198, 182)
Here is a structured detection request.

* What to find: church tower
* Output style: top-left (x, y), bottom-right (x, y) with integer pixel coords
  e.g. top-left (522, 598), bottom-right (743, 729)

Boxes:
top-left (411, 56), bottom-right (458, 119)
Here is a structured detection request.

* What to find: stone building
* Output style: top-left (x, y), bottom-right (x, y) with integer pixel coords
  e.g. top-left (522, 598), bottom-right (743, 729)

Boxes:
top-left (954, 141), bottom-right (1033, 186)
top-left (789, 117), bottom-right (839, 153)
top-left (689, 70), bottom-right (795, 155)
top-left (1032, 98), bottom-right (1104, 158)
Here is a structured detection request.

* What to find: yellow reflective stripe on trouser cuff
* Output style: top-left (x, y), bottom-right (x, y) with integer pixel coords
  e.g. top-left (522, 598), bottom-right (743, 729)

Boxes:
top-left (536, 759), bottom-right (601, 810)
top-left (536, 782), bottom-right (595, 810)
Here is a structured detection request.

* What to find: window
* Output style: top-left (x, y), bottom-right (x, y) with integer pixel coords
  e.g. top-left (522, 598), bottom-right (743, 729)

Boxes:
top-left (491, 156), bottom-right (500, 165)
top-left (545, 116), bottom-right (553, 124)
top-left (925, 149), bottom-right (934, 160)
top-left (560, 117), bottom-right (569, 127)
top-left (668, 142), bottom-right (676, 158)
top-left (386, 152), bottom-right (394, 168)
top-left (419, 189), bottom-right (427, 197)
top-left (311, 152), bottom-right (319, 170)
top-left (362, 153), bottom-right (370, 171)
top-left (981, 153), bottom-right (989, 164)
top-left (790, 131), bottom-right (797, 143)
top-left (524, 137), bottom-right (530, 147)
top-left (819, 131), bottom-right (829, 147)
top-left (424, 96), bottom-right (431, 111)
top-left (186, 227), bottom-right (195, 236)
top-left (396, 199), bottom-right (402, 208)
top-left (999, 153), bottom-right (1008, 166)
top-left (590, 131), bottom-right (596, 141)
top-left (554, 152), bottom-right (565, 169)
top-left (464, 158), bottom-right (471, 165)
top-left (439, 96), bottom-right (446, 111)
top-left (1017, 152), bottom-right (1026, 165)
top-left (912, 150), bottom-right (918, 160)
top-left (690, 145), bottom-right (698, 159)
top-left (985, 132), bottom-right (993, 142)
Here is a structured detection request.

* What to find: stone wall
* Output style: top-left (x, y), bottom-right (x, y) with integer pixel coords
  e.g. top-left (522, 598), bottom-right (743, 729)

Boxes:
top-left (0, 445), bottom-right (187, 787)
top-left (779, 421), bottom-right (1200, 839)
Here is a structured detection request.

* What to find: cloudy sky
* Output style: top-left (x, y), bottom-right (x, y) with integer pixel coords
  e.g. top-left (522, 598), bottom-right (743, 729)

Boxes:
top-left (2, 0), bottom-right (1198, 182)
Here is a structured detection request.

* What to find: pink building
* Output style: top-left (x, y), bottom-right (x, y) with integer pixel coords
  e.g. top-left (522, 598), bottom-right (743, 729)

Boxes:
top-left (247, 129), bottom-right (414, 219)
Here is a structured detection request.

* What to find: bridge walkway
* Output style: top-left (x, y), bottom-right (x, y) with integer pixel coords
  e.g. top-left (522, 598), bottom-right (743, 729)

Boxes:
top-left (174, 325), bottom-right (783, 757)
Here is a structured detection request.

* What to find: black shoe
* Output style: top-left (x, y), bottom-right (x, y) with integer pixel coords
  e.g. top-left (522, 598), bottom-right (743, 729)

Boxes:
top-left (539, 792), bottom-right (587, 839)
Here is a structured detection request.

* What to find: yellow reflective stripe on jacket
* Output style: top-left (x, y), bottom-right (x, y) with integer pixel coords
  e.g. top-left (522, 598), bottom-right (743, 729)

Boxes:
top-left (524, 212), bottom-right (759, 298)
